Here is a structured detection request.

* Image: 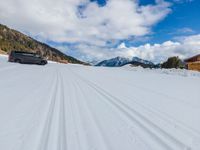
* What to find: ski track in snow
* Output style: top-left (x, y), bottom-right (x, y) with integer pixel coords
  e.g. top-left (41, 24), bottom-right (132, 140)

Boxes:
top-left (0, 57), bottom-right (200, 150)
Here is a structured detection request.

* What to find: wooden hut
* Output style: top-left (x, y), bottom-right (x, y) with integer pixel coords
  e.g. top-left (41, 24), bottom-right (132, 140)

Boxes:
top-left (184, 54), bottom-right (200, 71)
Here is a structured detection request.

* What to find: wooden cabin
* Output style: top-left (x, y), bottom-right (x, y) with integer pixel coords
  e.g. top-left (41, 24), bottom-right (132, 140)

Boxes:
top-left (185, 54), bottom-right (200, 71)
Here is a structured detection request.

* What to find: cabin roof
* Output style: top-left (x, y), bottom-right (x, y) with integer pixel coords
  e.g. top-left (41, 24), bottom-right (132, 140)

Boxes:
top-left (184, 54), bottom-right (200, 62)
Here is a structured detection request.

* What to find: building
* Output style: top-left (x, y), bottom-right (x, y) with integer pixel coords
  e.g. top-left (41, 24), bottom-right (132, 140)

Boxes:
top-left (185, 54), bottom-right (200, 71)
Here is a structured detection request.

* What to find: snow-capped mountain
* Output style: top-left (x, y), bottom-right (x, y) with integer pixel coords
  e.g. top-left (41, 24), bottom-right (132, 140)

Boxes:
top-left (87, 60), bottom-right (100, 66)
top-left (96, 57), bottom-right (130, 67)
top-left (132, 57), bottom-right (154, 65)
top-left (96, 56), bottom-right (154, 67)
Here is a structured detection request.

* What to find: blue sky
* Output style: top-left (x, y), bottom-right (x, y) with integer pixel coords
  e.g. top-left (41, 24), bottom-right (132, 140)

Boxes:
top-left (150, 0), bottom-right (200, 43)
top-left (0, 0), bottom-right (200, 62)
top-left (91, 0), bottom-right (200, 46)
top-left (54, 0), bottom-right (200, 62)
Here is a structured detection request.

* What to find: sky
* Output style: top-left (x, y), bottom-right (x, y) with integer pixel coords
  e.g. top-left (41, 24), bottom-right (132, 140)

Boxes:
top-left (0, 0), bottom-right (200, 63)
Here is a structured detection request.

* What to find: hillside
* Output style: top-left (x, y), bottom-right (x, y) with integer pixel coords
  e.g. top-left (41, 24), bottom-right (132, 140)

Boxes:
top-left (0, 24), bottom-right (86, 64)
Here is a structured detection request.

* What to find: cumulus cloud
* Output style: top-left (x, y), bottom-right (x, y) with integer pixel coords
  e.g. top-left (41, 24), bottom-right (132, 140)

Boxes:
top-left (53, 34), bottom-right (200, 63)
top-left (114, 34), bottom-right (200, 63)
top-left (0, 0), bottom-right (171, 45)
top-left (55, 35), bottom-right (197, 63)
top-left (176, 27), bottom-right (194, 34)
top-left (2, 0), bottom-right (196, 63)
top-left (173, 0), bottom-right (194, 3)
top-left (0, 0), bottom-right (198, 63)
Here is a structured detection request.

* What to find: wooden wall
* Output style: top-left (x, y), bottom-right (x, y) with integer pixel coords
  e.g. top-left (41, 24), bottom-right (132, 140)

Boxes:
top-left (188, 62), bottom-right (200, 71)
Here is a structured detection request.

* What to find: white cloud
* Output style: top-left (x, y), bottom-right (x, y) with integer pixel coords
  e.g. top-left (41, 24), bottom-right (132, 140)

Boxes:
top-left (177, 27), bottom-right (194, 34)
top-left (3, 0), bottom-right (196, 63)
top-left (54, 34), bottom-right (200, 63)
top-left (115, 34), bottom-right (200, 63)
top-left (173, 0), bottom-right (194, 3)
top-left (0, 0), bottom-right (171, 46)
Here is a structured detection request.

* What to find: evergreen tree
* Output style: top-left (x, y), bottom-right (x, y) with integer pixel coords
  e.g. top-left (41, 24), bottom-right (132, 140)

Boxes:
top-left (161, 56), bottom-right (185, 69)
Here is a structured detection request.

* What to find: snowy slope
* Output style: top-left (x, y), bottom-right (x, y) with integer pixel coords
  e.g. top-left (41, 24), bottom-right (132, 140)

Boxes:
top-left (0, 55), bottom-right (200, 150)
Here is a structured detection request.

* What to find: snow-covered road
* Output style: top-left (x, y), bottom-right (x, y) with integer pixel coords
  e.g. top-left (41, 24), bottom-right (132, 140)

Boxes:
top-left (0, 56), bottom-right (200, 150)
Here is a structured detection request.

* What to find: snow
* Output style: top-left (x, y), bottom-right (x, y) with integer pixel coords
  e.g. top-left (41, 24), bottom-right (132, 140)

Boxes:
top-left (0, 55), bottom-right (200, 150)
top-left (122, 64), bottom-right (200, 78)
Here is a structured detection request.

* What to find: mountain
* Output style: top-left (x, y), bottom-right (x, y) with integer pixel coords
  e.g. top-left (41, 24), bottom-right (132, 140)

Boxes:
top-left (132, 57), bottom-right (154, 65)
top-left (96, 56), bottom-right (155, 68)
top-left (0, 24), bottom-right (87, 64)
top-left (86, 60), bottom-right (100, 66)
top-left (95, 56), bottom-right (130, 67)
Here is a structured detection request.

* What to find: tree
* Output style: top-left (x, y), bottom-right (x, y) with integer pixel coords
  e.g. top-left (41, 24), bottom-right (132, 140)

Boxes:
top-left (161, 56), bottom-right (185, 69)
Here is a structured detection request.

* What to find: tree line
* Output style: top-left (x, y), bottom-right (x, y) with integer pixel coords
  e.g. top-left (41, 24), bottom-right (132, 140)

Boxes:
top-left (161, 56), bottom-right (186, 69)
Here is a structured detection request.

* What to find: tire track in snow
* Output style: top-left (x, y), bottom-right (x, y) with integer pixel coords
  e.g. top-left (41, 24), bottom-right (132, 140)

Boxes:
top-left (0, 70), bottom-right (57, 150)
top-left (70, 70), bottom-right (192, 150)
top-left (60, 67), bottom-right (98, 150)
top-left (68, 69), bottom-right (164, 150)
top-left (57, 72), bottom-right (68, 150)
top-left (121, 80), bottom-right (200, 109)
top-left (65, 82), bottom-right (82, 150)
top-left (72, 77), bottom-right (161, 150)
top-left (71, 76), bottom-right (113, 150)
top-left (15, 69), bottom-right (58, 150)
top-left (73, 67), bottom-right (200, 147)
top-left (90, 70), bottom-right (200, 145)
top-left (77, 67), bottom-right (200, 142)
top-left (123, 93), bottom-right (200, 138)
top-left (35, 69), bottom-right (68, 150)
top-left (67, 68), bottom-right (151, 150)
top-left (61, 69), bottom-right (90, 150)
top-left (86, 82), bottom-right (191, 150)
top-left (36, 69), bottom-right (59, 150)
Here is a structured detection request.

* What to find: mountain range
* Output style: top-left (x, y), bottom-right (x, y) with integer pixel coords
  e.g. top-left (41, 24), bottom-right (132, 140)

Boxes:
top-left (0, 24), bottom-right (87, 64)
top-left (96, 56), bottom-right (155, 68)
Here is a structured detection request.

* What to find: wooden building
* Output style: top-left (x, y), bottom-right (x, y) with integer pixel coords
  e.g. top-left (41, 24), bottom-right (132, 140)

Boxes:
top-left (185, 54), bottom-right (200, 71)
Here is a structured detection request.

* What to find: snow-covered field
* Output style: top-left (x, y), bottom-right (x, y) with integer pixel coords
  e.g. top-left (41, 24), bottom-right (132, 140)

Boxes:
top-left (0, 54), bottom-right (200, 150)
